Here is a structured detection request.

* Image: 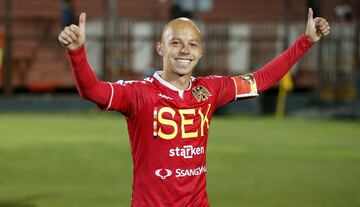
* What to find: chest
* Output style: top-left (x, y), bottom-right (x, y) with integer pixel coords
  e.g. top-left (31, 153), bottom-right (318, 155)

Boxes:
top-left (151, 86), bottom-right (214, 141)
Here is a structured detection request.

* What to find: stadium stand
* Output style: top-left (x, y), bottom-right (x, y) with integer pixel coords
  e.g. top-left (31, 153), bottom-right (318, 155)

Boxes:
top-left (0, 0), bottom-right (356, 93)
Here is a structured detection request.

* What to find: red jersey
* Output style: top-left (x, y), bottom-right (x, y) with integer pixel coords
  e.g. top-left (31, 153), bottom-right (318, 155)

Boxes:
top-left (103, 72), bottom-right (258, 206)
top-left (67, 34), bottom-right (314, 207)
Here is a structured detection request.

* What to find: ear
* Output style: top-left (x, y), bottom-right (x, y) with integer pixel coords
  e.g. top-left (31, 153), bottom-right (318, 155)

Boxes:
top-left (156, 42), bottom-right (163, 56)
top-left (197, 43), bottom-right (203, 59)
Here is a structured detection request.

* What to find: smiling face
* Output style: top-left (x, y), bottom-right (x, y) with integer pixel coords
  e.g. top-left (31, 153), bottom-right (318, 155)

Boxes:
top-left (157, 18), bottom-right (203, 77)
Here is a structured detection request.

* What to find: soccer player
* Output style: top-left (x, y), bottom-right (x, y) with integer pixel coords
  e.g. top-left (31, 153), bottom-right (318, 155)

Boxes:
top-left (58, 8), bottom-right (330, 206)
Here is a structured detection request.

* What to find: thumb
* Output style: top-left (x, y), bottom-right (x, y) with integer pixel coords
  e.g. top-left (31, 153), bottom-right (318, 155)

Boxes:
top-left (307, 8), bottom-right (313, 23)
top-left (79, 12), bottom-right (86, 34)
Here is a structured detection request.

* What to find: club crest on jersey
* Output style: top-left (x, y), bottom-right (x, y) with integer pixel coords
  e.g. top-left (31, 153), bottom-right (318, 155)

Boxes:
top-left (192, 86), bottom-right (211, 102)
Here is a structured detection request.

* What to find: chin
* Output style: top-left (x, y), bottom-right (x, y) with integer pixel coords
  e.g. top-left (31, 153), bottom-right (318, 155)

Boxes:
top-left (174, 72), bottom-right (189, 77)
top-left (174, 68), bottom-right (193, 76)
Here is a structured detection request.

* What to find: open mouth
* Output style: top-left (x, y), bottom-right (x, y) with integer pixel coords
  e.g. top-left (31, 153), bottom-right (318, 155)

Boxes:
top-left (175, 58), bottom-right (193, 64)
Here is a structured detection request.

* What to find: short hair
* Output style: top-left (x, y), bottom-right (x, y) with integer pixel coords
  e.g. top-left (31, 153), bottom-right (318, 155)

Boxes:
top-left (161, 17), bottom-right (201, 41)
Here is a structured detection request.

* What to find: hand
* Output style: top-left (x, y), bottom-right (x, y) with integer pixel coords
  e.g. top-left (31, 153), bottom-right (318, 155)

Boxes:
top-left (305, 8), bottom-right (331, 42)
top-left (58, 13), bottom-right (86, 51)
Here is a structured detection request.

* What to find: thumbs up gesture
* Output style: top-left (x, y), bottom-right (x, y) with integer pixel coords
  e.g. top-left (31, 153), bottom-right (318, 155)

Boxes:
top-left (305, 8), bottom-right (331, 42)
top-left (58, 13), bottom-right (86, 51)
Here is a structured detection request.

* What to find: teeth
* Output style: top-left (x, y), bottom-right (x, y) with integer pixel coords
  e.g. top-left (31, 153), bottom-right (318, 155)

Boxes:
top-left (176, 59), bottom-right (191, 63)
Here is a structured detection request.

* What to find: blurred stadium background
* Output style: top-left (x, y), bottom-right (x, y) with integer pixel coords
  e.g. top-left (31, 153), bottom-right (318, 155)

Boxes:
top-left (0, 0), bottom-right (359, 206)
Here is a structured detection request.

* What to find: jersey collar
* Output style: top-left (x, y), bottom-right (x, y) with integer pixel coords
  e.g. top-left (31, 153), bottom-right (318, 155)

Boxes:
top-left (153, 71), bottom-right (194, 92)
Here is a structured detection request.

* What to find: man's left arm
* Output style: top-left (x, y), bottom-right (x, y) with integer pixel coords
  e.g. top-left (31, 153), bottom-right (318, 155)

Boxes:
top-left (253, 8), bottom-right (330, 92)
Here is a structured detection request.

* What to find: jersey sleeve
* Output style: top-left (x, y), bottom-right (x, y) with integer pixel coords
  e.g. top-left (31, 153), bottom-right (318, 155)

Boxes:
top-left (205, 75), bottom-right (258, 109)
top-left (67, 46), bottom-right (146, 117)
top-left (209, 34), bottom-right (313, 109)
top-left (253, 34), bottom-right (314, 92)
top-left (67, 46), bottom-right (112, 109)
top-left (103, 80), bottom-right (147, 117)
top-left (231, 74), bottom-right (258, 99)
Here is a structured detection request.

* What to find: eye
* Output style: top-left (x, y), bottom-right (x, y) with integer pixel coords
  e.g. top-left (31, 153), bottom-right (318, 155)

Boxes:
top-left (171, 41), bottom-right (180, 46)
top-left (190, 43), bottom-right (198, 47)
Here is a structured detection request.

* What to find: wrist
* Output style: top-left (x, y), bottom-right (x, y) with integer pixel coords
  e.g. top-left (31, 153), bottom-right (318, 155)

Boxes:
top-left (67, 45), bottom-right (85, 56)
top-left (305, 35), bottom-right (313, 42)
top-left (301, 34), bottom-right (316, 48)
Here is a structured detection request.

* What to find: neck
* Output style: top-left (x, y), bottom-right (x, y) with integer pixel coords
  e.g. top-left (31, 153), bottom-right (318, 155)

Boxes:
top-left (161, 70), bottom-right (192, 90)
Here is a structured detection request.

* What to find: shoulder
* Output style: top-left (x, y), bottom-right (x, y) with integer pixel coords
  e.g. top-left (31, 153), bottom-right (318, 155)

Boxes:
top-left (110, 77), bottom-right (158, 100)
top-left (114, 77), bottom-right (156, 89)
top-left (191, 75), bottom-right (232, 96)
top-left (193, 75), bottom-right (232, 87)
top-left (195, 75), bottom-right (231, 81)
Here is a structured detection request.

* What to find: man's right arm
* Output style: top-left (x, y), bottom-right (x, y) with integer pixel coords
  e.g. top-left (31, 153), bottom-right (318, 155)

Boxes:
top-left (67, 46), bottom-right (111, 108)
top-left (58, 12), bottom-right (111, 108)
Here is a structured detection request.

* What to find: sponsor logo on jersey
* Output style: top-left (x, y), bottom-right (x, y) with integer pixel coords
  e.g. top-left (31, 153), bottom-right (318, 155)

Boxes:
top-left (169, 145), bottom-right (205, 159)
top-left (155, 168), bottom-right (172, 180)
top-left (175, 166), bottom-right (207, 178)
top-left (158, 93), bottom-right (173, 100)
top-left (155, 166), bottom-right (207, 180)
top-left (192, 86), bottom-right (211, 102)
top-left (155, 104), bottom-right (211, 140)
top-left (143, 77), bottom-right (154, 83)
top-left (116, 80), bottom-right (137, 85)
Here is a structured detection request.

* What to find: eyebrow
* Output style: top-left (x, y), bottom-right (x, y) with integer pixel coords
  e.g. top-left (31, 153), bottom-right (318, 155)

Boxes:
top-left (169, 38), bottom-right (201, 42)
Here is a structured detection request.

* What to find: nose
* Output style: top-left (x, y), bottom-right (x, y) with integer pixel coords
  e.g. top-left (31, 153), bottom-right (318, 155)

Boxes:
top-left (180, 44), bottom-right (190, 55)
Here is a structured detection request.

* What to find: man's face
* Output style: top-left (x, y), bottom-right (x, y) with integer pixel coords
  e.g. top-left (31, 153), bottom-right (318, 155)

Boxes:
top-left (157, 19), bottom-right (203, 76)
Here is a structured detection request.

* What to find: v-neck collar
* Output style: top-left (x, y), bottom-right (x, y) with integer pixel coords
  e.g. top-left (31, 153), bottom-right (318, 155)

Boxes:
top-left (153, 71), bottom-right (194, 99)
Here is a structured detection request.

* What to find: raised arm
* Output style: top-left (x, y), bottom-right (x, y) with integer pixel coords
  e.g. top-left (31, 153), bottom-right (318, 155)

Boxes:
top-left (253, 8), bottom-right (330, 92)
top-left (58, 13), bottom-right (110, 107)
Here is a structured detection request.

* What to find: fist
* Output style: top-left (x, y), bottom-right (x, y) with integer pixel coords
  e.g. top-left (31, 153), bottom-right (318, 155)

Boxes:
top-left (58, 13), bottom-right (86, 51)
top-left (306, 8), bottom-right (331, 42)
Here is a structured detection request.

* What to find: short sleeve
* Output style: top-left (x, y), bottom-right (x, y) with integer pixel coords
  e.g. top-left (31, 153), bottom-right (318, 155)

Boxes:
top-left (101, 80), bottom-right (147, 117)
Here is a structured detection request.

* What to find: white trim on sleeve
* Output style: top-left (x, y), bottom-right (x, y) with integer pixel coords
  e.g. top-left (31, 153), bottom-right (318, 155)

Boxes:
top-left (105, 82), bottom-right (114, 110)
top-left (232, 78), bottom-right (238, 101)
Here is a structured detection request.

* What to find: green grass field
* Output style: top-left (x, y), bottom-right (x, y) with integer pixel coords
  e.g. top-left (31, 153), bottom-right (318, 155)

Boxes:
top-left (0, 112), bottom-right (359, 207)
